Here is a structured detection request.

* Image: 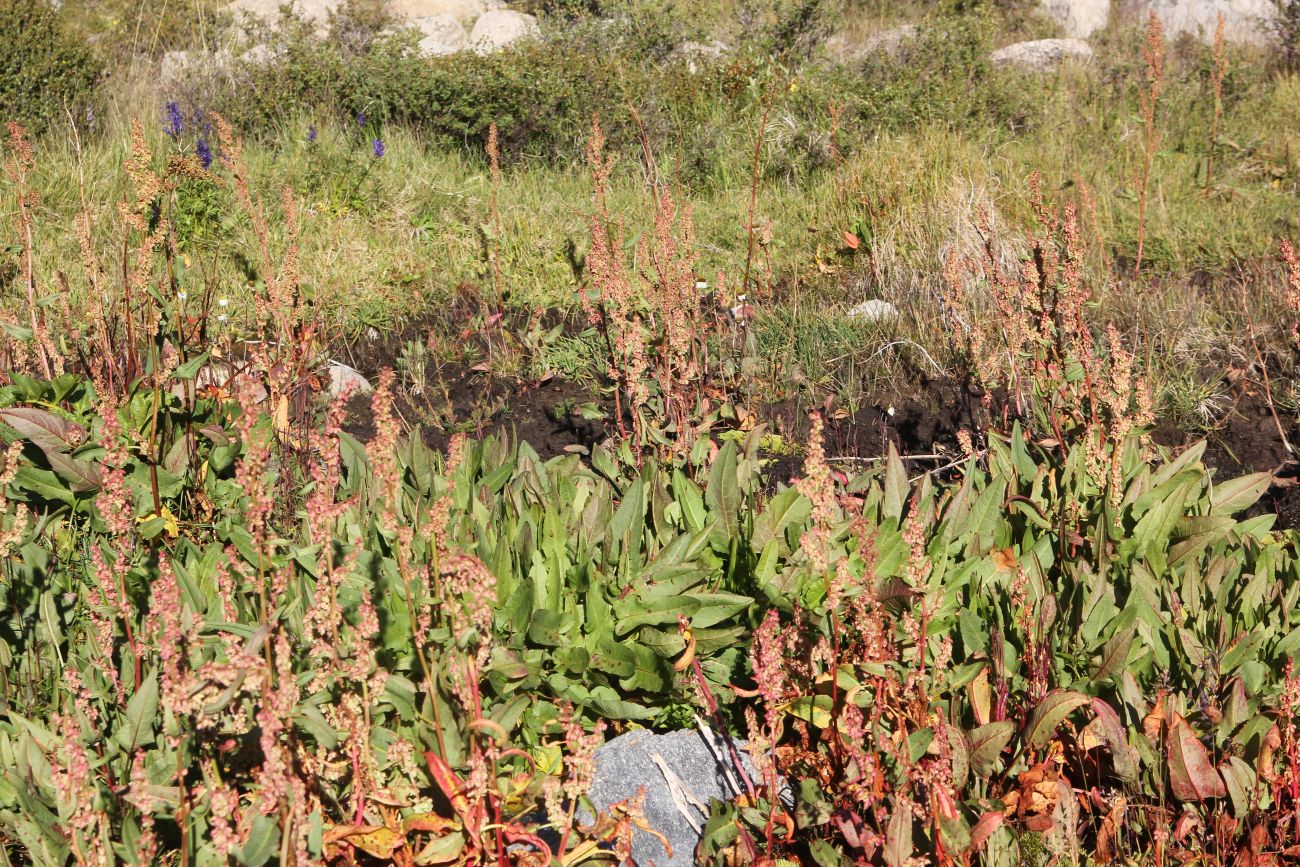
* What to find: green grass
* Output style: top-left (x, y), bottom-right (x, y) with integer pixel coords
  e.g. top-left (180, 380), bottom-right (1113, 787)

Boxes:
top-left (6, 1), bottom-right (1300, 416)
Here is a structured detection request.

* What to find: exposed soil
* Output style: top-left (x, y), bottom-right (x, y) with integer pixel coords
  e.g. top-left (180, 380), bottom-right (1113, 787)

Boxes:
top-left (336, 313), bottom-right (613, 460)
top-left (334, 317), bottom-right (1300, 529)
top-left (1153, 386), bottom-right (1300, 531)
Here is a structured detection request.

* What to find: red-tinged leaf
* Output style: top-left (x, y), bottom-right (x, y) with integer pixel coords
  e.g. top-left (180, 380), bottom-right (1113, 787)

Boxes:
top-left (402, 812), bottom-right (460, 835)
top-left (45, 451), bottom-right (102, 493)
top-left (968, 721), bottom-right (1015, 775)
top-left (842, 231), bottom-right (860, 250)
top-left (0, 407), bottom-right (85, 452)
top-left (970, 812), bottom-right (1003, 852)
top-left (424, 751), bottom-right (471, 820)
top-left (1023, 690), bottom-right (1090, 750)
top-left (1166, 712), bottom-right (1226, 802)
top-left (1088, 698), bottom-right (1140, 782)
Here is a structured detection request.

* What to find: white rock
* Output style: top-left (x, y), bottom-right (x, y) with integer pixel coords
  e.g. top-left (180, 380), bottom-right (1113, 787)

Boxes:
top-left (327, 361), bottom-right (373, 398)
top-left (1125, 0), bottom-right (1276, 46)
top-left (469, 9), bottom-right (540, 53)
top-left (239, 43), bottom-right (282, 65)
top-left (847, 299), bottom-right (899, 322)
top-left (677, 38), bottom-right (729, 72)
top-left (388, 0), bottom-right (485, 27)
top-left (990, 37), bottom-right (1094, 70)
top-left (411, 14), bottom-right (469, 54)
top-left (227, 0), bottom-right (341, 25)
top-left (1040, 0), bottom-right (1110, 37)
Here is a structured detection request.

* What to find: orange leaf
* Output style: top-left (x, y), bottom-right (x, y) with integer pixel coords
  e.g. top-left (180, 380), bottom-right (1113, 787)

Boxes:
top-left (842, 231), bottom-right (860, 250)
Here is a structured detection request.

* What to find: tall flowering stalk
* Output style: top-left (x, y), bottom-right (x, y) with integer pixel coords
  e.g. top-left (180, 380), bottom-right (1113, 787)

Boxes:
top-left (3, 122), bottom-right (58, 379)
top-left (1134, 11), bottom-right (1166, 275)
top-left (583, 115), bottom-right (715, 458)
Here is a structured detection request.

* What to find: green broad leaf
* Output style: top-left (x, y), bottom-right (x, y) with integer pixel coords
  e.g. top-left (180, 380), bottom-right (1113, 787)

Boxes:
top-left (527, 610), bottom-right (571, 646)
top-left (1023, 690), bottom-right (1090, 750)
top-left (751, 486), bottom-right (811, 552)
top-left (683, 591), bottom-right (753, 628)
top-left (1221, 756), bottom-right (1256, 818)
top-left (1210, 472), bottom-right (1272, 516)
top-left (907, 728), bottom-right (934, 762)
top-left (881, 441), bottom-right (908, 522)
top-left (294, 705), bottom-right (339, 750)
top-left (784, 694), bottom-right (833, 728)
top-left (12, 466), bottom-right (75, 505)
top-left (237, 815), bottom-right (281, 867)
top-left (587, 687), bottom-right (653, 720)
top-left (705, 439), bottom-right (740, 534)
top-left (607, 477), bottom-right (645, 555)
top-left (1220, 629), bottom-right (1265, 674)
top-left (173, 351), bottom-right (213, 381)
top-left (968, 721), bottom-right (1015, 775)
top-left (1093, 624), bottom-right (1136, 682)
top-left (116, 670), bottom-right (160, 752)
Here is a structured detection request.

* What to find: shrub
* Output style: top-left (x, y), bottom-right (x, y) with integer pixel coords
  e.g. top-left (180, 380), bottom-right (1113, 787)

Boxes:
top-left (213, 25), bottom-right (731, 161)
top-left (0, 0), bottom-right (102, 135)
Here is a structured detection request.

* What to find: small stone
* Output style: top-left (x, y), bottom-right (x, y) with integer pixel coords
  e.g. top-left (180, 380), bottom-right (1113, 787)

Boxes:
top-left (847, 299), bottom-right (899, 322)
top-left (328, 361), bottom-right (373, 398)
top-left (990, 38), bottom-right (1094, 71)
top-left (586, 727), bottom-right (782, 867)
top-left (468, 9), bottom-right (540, 53)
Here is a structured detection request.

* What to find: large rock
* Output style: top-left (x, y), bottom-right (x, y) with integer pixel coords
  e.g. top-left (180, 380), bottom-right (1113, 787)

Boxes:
top-left (226, 0), bottom-right (341, 25)
top-left (586, 728), bottom-right (778, 867)
top-left (1040, 0), bottom-right (1110, 37)
top-left (1124, 0), bottom-right (1276, 46)
top-left (411, 14), bottom-right (469, 54)
top-left (389, 0), bottom-right (485, 27)
top-left (469, 9), bottom-right (540, 52)
top-left (990, 37), bottom-right (1095, 70)
top-left (160, 49), bottom-right (233, 89)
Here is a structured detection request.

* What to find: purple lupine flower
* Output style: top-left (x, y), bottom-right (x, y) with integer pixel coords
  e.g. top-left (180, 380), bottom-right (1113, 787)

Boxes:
top-left (308, 125), bottom-right (317, 143)
top-left (356, 111), bottom-right (366, 128)
top-left (163, 101), bottom-right (184, 138)
top-left (196, 137), bottom-right (213, 169)
top-left (372, 138), bottom-right (385, 158)
top-left (85, 106), bottom-right (96, 129)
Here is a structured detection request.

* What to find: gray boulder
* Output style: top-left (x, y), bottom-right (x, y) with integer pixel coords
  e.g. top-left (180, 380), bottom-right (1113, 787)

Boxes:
top-left (1040, 0), bottom-right (1110, 37)
top-left (1124, 0), bottom-right (1276, 46)
top-left (586, 727), bottom-right (778, 867)
top-left (469, 9), bottom-right (540, 52)
top-left (990, 37), bottom-right (1095, 70)
top-left (411, 14), bottom-right (469, 54)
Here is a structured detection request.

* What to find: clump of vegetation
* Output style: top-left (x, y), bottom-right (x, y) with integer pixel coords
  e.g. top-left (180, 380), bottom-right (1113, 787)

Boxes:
top-left (5, 0), bottom-right (1300, 862)
top-left (0, 0), bottom-right (102, 135)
